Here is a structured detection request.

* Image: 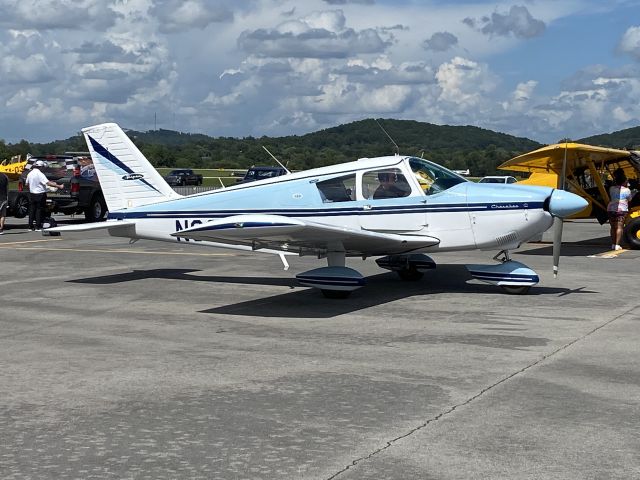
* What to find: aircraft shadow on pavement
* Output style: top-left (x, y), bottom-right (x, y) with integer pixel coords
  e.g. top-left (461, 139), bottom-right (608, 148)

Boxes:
top-left (70, 266), bottom-right (594, 318)
top-left (70, 268), bottom-right (299, 288)
top-left (518, 236), bottom-right (612, 257)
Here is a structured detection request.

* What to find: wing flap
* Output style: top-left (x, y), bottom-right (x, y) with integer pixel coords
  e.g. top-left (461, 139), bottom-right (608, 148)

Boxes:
top-left (170, 214), bottom-right (439, 255)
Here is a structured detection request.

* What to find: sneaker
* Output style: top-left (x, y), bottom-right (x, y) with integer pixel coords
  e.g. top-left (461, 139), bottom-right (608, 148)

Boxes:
top-left (0, 229), bottom-right (4, 235)
top-left (615, 245), bottom-right (623, 250)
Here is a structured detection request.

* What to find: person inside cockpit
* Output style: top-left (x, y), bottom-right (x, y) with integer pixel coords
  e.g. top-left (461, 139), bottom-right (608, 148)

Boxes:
top-left (373, 171), bottom-right (410, 199)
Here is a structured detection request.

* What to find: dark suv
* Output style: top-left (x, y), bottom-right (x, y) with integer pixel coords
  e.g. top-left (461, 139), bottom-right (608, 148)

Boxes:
top-left (237, 166), bottom-right (288, 183)
top-left (9, 154), bottom-right (107, 222)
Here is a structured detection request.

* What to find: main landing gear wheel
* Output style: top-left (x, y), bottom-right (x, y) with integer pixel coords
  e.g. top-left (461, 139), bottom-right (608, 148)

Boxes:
top-left (500, 285), bottom-right (531, 295)
top-left (321, 289), bottom-right (351, 299)
top-left (624, 218), bottom-right (640, 250)
top-left (397, 267), bottom-right (424, 281)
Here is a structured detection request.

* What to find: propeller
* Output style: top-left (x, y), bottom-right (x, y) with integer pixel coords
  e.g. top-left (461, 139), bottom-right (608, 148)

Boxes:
top-left (552, 217), bottom-right (563, 277)
top-left (552, 143), bottom-right (569, 278)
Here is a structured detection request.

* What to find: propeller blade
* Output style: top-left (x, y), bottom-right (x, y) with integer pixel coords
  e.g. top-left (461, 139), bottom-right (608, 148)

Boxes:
top-left (552, 216), bottom-right (563, 278)
top-left (553, 142), bottom-right (568, 278)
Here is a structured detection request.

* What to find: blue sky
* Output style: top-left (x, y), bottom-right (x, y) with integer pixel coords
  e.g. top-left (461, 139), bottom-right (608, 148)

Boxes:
top-left (1, 0), bottom-right (639, 145)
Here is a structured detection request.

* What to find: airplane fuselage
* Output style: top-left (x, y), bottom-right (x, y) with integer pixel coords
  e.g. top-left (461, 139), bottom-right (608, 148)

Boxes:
top-left (106, 156), bottom-right (554, 255)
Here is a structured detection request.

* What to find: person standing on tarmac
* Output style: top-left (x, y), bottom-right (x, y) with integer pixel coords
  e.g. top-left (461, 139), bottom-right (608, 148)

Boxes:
top-left (0, 172), bottom-right (8, 234)
top-left (25, 160), bottom-right (63, 231)
top-left (607, 168), bottom-right (632, 251)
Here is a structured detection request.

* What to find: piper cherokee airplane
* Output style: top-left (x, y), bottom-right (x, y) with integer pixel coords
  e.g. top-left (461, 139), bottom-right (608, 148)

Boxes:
top-left (49, 123), bottom-right (587, 298)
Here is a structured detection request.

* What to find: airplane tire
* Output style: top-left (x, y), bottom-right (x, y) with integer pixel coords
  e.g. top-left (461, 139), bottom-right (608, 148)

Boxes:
top-left (397, 267), bottom-right (424, 281)
top-left (321, 289), bottom-right (351, 299)
top-left (624, 218), bottom-right (640, 250)
top-left (500, 285), bottom-right (531, 295)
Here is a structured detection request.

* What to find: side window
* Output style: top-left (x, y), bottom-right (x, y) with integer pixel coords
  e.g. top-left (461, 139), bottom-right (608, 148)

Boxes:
top-left (362, 168), bottom-right (411, 200)
top-left (316, 174), bottom-right (356, 203)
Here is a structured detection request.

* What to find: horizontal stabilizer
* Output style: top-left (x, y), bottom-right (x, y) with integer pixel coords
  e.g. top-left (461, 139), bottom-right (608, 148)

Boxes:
top-left (47, 220), bottom-right (137, 233)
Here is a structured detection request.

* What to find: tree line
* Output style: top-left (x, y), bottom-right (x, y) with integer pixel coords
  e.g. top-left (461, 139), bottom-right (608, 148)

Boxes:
top-left (3, 118), bottom-right (639, 177)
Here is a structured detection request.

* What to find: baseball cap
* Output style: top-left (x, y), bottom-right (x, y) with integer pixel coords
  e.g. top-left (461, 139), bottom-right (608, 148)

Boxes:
top-left (34, 160), bottom-right (46, 168)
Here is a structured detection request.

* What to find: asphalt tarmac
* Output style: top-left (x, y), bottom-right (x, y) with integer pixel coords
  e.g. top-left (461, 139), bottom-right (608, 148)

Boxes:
top-left (1, 216), bottom-right (639, 479)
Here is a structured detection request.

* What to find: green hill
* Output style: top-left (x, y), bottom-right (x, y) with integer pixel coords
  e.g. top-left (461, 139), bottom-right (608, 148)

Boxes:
top-left (1, 118), bottom-right (548, 176)
top-left (579, 126), bottom-right (640, 149)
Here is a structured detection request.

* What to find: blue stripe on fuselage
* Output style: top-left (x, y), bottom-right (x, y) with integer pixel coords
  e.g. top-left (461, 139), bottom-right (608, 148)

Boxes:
top-left (107, 201), bottom-right (545, 220)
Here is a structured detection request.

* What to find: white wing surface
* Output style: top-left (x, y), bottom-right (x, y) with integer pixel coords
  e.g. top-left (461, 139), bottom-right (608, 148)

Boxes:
top-left (170, 214), bottom-right (439, 256)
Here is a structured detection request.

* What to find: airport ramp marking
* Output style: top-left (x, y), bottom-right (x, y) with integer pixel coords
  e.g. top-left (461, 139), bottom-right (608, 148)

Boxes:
top-left (0, 238), bottom-right (63, 246)
top-left (0, 245), bottom-right (236, 256)
top-left (588, 249), bottom-right (629, 258)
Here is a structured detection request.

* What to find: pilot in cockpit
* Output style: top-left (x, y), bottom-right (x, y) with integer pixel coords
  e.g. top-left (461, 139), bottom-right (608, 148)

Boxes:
top-left (373, 171), bottom-right (410, 199)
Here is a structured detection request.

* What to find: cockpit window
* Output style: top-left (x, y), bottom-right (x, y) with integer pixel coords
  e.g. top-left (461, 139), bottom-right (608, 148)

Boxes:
top-left (408, 157), bottom-right (467, 195)
top-left (362, 168), bottom-right (412, 200)
top-left (316, 174), bottom-right (356, 203)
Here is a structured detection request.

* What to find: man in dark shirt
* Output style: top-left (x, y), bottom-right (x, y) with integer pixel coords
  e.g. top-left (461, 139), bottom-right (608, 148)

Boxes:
top-left (0, 172), bottom-right (8, 234)
top-left (373, 171), bottom-right (410, 199)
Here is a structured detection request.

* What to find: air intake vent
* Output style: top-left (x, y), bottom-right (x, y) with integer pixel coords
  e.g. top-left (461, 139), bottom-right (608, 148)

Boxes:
top-left (496, 231), bottom-right (518, 247)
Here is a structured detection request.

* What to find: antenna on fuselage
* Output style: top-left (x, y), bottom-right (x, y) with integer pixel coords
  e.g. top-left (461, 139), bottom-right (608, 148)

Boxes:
top-left (262, 146), bottom-right (291, 174)
top-left (375, 119), bottom-right (399, 156)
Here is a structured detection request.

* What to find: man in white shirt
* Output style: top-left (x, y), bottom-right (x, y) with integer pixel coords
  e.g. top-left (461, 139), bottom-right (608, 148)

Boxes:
top-left (25, 160), bottom-right (63, 231)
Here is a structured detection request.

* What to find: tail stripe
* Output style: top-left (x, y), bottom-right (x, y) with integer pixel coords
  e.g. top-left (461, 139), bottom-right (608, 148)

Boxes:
top-left (87, 135), bottom-right (162, 195)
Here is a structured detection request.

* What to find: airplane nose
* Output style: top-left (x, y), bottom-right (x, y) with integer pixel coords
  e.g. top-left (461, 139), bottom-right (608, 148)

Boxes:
top-left (546, 189), bottom-right (589, 218)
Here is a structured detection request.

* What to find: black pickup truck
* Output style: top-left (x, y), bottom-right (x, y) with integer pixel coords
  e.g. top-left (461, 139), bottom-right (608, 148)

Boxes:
top-left (9, 154), bottom-right (107, 222)
top-left (164, 169), bottom-right (203, 186)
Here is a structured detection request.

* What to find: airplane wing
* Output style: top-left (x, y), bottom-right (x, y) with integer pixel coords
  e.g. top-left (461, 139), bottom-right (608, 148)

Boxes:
top-left (170, 214), bottom-right (440, 256)
top-left (499, 143), bottom-right (634, 175)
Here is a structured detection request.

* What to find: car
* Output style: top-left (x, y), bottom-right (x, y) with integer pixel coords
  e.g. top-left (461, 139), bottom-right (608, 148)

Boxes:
top-left (164, 168), bottom-right (203, 186)
top-left (9, 154), bottom-right (107, 222)
top-left (237, 166), bottom-right (288, 183)
top-left (478, 175), bottom-right (518, 184)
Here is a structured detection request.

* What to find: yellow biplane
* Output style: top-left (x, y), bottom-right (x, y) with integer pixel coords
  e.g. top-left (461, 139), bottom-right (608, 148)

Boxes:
top-left (0, 155), bottom-right (27, 180)
top-left (499, 143), bottom-right (640, 248)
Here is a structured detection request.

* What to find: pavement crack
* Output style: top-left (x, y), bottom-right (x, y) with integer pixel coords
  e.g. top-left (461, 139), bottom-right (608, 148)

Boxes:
top-left (326, 304), bottom-right (638, 480)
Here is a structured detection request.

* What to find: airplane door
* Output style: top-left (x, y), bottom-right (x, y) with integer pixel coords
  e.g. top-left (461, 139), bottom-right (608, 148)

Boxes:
top-left (359, 168), bottom-right (427, 232)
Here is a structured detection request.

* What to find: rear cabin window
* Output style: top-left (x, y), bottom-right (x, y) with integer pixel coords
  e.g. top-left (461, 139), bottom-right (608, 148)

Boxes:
top-left (316, 174), bottom-right (356, 203)
top-left (362, 168), bottom-right (412, 200)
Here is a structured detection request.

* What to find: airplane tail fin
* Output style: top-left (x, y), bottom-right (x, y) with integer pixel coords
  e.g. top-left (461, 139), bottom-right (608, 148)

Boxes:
top-left (82, 123), bottom-right (181, 211)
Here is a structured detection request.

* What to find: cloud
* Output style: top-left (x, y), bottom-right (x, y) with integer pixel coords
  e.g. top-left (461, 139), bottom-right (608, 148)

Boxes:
top-left (322, 0), bottom-right (374, 4)
top-left (0, 54), bottom-right (55, 84)
top-left (422, 31), bottom-right (458, 52)
top-left (0, 0), bottom-right (120, 30)
top-left (150, 0), bottom-right (234, 33)
top-left (435, 56), bottom-right (497, 105)
top-left (618, 25), bottom-right (640, 60)
top-left (70, 40), bottom-right (138, 64)
top-left (501, 80), bottom-right (538, 112)
top-left (464, 5), bottom-right (545, 39)
top-left (238, 10), bottom-right (392, 59)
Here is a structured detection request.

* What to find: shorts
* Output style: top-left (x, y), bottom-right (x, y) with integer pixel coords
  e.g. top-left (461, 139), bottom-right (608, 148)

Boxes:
top-left (0, 200), bottom-right (7, 217)
top-left (608, 211), bottom-right (626, 224)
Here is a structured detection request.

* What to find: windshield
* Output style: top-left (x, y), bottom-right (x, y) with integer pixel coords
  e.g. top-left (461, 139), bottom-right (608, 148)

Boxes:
top-left (408, 157), bottom-right (467, 195)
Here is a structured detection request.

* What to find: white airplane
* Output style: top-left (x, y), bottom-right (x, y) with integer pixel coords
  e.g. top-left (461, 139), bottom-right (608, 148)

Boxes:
top-left (50, 123), bottom-right (587, 298)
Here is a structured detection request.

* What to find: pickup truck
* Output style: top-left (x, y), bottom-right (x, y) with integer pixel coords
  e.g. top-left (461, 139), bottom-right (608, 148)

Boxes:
top-left (164, 169), bottom-right (203, 186)
top-left (237, 166), bottom-right (288, 183)
top-left (9, 154), bottom-right (107, 222)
